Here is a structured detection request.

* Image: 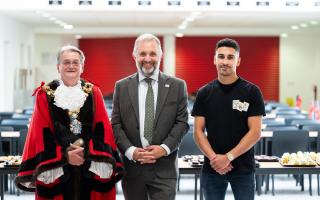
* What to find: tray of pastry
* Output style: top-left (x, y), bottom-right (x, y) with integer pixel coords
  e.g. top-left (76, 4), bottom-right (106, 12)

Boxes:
top-left (279, 152), bottom-right (317, 167)
top-left (255, 155), bottom-right (279, 162)
top-left (182, 155), bottom-right (204, 167)
top-left (0, 156), bottom-right (22, 167)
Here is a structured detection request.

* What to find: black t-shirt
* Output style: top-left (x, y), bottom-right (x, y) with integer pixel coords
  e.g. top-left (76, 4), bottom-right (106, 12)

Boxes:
top-left (191, 77), bottom-right (265, 173)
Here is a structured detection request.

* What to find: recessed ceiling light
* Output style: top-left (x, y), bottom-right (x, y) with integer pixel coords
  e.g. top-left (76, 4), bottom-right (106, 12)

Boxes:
top-left (291, 25), bottom-right (299, 30)
top-left (178, 25), bottom-right (187, 30)
top-left (299, 23), bottom-right (308, 28)
top-left (64, 25), bottom-right (74, 30)
top-left (281, 33), bottom-right (288, 38)
top-left (175, 33), bottom-right (184, 37)
top-left (75, 35), bottom-right (82, 39)
top-left (310, 21), bottom-right (319, 25)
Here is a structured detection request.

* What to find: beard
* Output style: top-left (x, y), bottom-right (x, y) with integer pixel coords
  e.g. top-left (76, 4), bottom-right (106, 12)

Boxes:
top-left (136, 60), bottom-right (159, 77)
top-left (217, 64), bottom-right (234, 76)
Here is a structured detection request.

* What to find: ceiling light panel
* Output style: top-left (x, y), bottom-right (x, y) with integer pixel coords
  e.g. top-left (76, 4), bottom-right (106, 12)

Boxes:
top-left (168, 1), bottom-right (181, 6)
top-left (197, 1), bottom-right (210, 6)
top-left (0, 0), bottom-right (318, 11)
top-left (108, 0), bottom-right (121, 6)
top-left (49, 0), bottom-right (62, 5)
top-left (79, 1), bottom-right (92, 5)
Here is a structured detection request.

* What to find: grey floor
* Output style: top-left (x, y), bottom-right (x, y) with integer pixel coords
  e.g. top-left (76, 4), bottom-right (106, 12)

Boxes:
top-left (4, 174), bottom-right (320, 199)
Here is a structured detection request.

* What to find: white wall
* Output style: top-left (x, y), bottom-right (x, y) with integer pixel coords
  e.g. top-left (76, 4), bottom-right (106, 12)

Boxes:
top-left (0, 14), bottom-right (34, 111)
top-left (34, 34), bottom-right (78, 85)
top-left (1, 13), bottom-right (319, 112)
top-left (280, 33), bottom-right (320, 110)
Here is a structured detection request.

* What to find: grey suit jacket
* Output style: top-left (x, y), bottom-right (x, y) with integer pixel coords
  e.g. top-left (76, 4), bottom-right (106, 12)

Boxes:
top-left (111, 72), bottom-right (189, 179)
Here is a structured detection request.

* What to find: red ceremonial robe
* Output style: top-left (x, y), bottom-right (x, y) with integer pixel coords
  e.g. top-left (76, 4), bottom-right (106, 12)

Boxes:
top-left (15, 80), bottom-right (123, 200)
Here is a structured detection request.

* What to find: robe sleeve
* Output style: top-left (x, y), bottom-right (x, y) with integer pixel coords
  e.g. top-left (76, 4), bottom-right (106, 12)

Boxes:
top-left (86, 85), bottom-right (124, 183)
top-left (15, 85), bottom-right (66, 191)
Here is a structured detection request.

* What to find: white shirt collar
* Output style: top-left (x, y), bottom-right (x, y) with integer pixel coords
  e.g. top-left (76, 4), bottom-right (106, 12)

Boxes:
top-left (138, 68), bottom-right (159, 83)
top-left (54, 79), bottom-right (86, 111)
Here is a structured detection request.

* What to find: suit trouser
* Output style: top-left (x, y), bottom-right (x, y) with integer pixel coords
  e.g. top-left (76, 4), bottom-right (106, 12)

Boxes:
top-left (122, 165), bottom-right (176, 200)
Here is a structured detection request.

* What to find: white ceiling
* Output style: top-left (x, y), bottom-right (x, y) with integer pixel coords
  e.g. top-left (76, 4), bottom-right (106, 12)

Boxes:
top-left (1, 9), bottom-right (320, 37)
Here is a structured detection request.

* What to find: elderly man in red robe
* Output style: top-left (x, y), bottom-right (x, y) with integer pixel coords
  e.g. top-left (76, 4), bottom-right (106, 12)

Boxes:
top-left (15, 45), bottom-right (123, 200)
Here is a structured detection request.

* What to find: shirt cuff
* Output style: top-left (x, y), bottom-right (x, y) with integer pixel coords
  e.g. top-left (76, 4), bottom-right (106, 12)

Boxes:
top-left (160, 144), bottom-right (170, 156)
top-left (37, 167), bottom-right (64, 184)
top-left (125, 146), bottom-right (137, 161)
top-left (89, 161), bottom-right (113, 179)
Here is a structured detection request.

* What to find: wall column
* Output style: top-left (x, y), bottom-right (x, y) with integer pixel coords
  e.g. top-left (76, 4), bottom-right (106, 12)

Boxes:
top-left (163, 35), bottom-right (176, 76)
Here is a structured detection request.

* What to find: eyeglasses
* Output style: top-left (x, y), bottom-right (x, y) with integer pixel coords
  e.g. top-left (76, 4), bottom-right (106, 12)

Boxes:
top-left (61, 60), bottom-right (81, 67)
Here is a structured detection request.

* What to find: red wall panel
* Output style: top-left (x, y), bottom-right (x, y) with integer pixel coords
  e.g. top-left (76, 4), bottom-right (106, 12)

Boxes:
top-left (79, 37), bottom-right (163, 96)
top-left (175, 37), bottom-right (279, 101)
top-left (80, 36), bottom-right (279, 101)
top-left (79, 38), bottom-right (136, 96)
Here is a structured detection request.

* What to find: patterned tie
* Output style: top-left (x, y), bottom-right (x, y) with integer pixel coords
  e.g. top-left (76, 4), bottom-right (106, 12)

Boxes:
top-left (144, 78), bottom-right (154, 143)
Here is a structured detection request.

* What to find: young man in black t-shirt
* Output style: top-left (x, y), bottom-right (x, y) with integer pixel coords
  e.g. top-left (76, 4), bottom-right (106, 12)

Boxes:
top-left (192, 38), bottom-right (265, 200)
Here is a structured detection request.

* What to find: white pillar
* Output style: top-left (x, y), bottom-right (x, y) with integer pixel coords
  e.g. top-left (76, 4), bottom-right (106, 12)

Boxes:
top-left (163, 35), bottom-right (176, 76)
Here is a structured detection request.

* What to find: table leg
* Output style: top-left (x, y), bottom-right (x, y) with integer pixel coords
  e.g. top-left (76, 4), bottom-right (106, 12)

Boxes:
top-left (256, 175), bottom-right (262, 195)
top-left (199, 174), bottom-right (203, 200)
top-left (194, 174), bottom-right (198, 200)
top-left (317, 174), bottom-right (319, 196)
top-left (309, 174), bottom-right (312, 196)
top-left (1, 174), bottom-right (3, 200)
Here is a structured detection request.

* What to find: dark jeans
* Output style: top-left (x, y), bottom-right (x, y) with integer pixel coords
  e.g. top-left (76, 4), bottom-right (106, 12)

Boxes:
top-left (201, 169), bottom-right (255, 200)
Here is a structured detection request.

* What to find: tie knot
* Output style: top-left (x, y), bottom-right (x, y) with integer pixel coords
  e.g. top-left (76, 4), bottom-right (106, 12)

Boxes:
top-left (145, 78), bottom-right (153, 85)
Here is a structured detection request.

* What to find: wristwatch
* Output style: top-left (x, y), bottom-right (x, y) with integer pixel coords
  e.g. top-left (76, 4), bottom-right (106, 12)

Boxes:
top-left (226, 152), bottom-right (234, 162)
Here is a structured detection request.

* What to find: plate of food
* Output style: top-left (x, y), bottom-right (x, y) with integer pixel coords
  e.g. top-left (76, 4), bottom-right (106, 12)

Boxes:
top-left (255, 155), bottom-right (279, 162)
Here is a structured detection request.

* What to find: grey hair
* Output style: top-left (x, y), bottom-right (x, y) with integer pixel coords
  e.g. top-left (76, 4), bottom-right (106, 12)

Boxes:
top-left (132, 33), bottom-right (163, 57)
top-left (57, 45), bottom-right (85, 65)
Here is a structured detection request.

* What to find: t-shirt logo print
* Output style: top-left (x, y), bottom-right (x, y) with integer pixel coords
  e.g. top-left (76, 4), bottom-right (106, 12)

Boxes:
top-left (232, 100), bottom-right (249, 112)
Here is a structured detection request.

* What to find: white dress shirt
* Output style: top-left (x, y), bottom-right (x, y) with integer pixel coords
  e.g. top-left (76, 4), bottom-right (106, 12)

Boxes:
top-left (125, 69), bottom-right (170, 160)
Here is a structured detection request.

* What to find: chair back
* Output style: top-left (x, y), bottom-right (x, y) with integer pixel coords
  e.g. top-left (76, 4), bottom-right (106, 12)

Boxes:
top-left (264, 126), bottom-right (299, 131)
top-left (1, 119), bottom-right (29, 131)
top-left (178, 127), bottom-right (202, 156)
top-left (263, 118), bottom-right (286, 127)
top-left (0, 126), bottom-right (14, 131)
top-left (12, 113), bottom-right (31, 120)
top-left (272, 130), bottom-right (309, 157)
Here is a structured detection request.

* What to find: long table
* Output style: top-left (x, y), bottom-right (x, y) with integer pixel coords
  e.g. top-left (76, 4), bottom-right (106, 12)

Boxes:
top-left (179, 159), bottom-right (320, 198)
top-left (1, 161), bottom-right (319, 199)
top-left (178, 158), bottom-right (202, 200)
top-left (0, 166), bottom-right (19, 200)
top-left (255, 162), bottom-right (320, 196)
top-left (0, 160), bottom-right (202, 200)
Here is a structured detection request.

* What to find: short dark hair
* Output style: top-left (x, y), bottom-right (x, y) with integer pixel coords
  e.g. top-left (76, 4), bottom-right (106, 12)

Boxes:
top-left (215, 38), bottom-right (240, 54)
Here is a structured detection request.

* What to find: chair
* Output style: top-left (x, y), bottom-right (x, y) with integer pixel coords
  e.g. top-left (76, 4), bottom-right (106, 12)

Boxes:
top-left (263, 118), bottom-right (286, 127)
top-left (18, 129), bottom-right (28, 155)
top-left (177, 127), bottom-right (202, 191)
top-left (275, 107), bottom-right (301, 113)
top-left (291, 119), bottom-right (320, 127)
top-left (312, 126), bottom-right (320, 196)
top-left (269, 130), bottom-right (310, 195)
top-left (178, 130), bottom-right (202, 157)
top-left (23, 107), bottom-right (34, 114)
top-left (11, 113), bottom-right (31, 120)
top-left (0, 112), bottom-right (14, 122)
top-left (0, 126), bottom-right (14, 156)
top-left (0, 119), bottom-right (29, 131)
top-left (264, 126), bottom-right (299, 131)
top-left (277, 114), bottom-right (307, 125)
top-left (302, 124), bottom-right (320, 152)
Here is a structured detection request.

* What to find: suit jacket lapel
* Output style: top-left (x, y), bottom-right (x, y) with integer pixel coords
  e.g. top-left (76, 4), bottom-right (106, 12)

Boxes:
top-left (128, 73), bottom-right (139, 123)
top-left (155, 72), bottom-right (169, 127)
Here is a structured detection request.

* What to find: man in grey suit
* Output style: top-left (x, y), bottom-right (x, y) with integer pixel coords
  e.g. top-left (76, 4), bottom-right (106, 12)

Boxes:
top-left (111, 33), bottom-right (189, 200)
